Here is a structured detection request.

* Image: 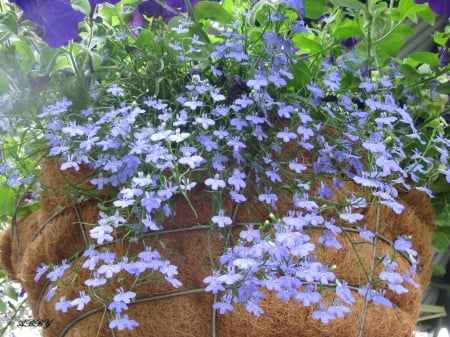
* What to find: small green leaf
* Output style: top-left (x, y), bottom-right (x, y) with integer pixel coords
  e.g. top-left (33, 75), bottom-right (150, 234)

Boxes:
top-left (304, 0), bottom-right (328, 20)
top-left (417, 5), bottom-right (435, 25)
top-left (333, 26), bottom-right (364, 40)
top-left (400, 64), bottom-right (422, 83)
top-left (0, 12), bottom-right (18, 35)
top-left (288, 59), bottom-right (312, 88)
top-left (431, 264), bottom-right (447, 276)
top-left (0, 69), bottom-right (9, 95)
top-left (0, 185), bottom-right (15, 218)
top-left (376, 34), bottom-right (404, 61)
top-left (398, 0), bottom-right (431, 21)
top-left (194, 2), bottom-right (233, 24)
top-left (434, 32), bottom-right (450, 47)
top-left (293, 35), bottom-right (323, 54)
top-left (14, 39), bottom-right (35, 71)
top-left (4, 285), bottom-right (18, 301)
top-left (38, 47), bottom-right (63, 76)
top-left (436, 82), bottom-right (450, 95)
top-left (329, 0), bottom-right (365, 10)
top-left (407, 51), bottom-right (439, 68)
top-left (135, 30), bottom-right (155, 49)
top-left (432, 227), bottom-right (450, 252)
top-left (71, 0), bottom-right (91, 16)
top-left (0, 300), bottom-right (6, 314)
top-left (17, 203), bottom-right (40, 216)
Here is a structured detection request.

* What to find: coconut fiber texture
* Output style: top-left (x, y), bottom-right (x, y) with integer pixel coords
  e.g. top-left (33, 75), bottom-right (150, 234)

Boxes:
top-left (0, 157), bottom-right (434, 337)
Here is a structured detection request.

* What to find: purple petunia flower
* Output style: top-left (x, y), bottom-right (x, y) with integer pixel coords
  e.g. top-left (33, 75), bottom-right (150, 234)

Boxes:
top-left (130, 0), bottom-right (209, 26)
top-left (414, 0), bottom-right (450, 19)
top-left (11, 0), bottom-right (119, 47)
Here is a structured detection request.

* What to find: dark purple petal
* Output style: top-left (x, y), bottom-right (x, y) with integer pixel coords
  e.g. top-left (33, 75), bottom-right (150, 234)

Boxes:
top-left (11, 0), bottom-right (84, 47)
top-left (341, 37), bottom-right (358, 50)
top-left (439, 46), bottom-right (450, 67)
top-left (130, 0), bottom-right (163, 27)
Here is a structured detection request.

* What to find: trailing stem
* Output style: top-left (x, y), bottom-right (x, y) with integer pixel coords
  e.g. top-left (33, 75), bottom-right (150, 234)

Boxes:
top-left (358, 200), bottom-right (381, 337)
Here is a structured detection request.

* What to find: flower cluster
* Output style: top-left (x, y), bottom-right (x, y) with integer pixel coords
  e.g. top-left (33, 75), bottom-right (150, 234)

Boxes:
top-left (1, 0), bottom-right (449, 332)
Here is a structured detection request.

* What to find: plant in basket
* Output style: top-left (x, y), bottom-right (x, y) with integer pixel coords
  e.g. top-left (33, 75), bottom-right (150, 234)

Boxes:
top-left (0, 0), bottom-right (449, 336)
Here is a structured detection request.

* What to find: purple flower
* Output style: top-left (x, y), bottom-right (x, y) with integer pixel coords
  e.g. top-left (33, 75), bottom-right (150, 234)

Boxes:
top-left (34, 263), bottom-right (49, 282)
top-left (46, 260), bottom-right (69, 281)
top-left (55, 296), bottom-right (73, 313)
top-left (438, 44), bottom-right (450, 67)
top-left (204, 273), bottom-right (226, 294)
top-left (336, 280), bottom-right (355, 305)
top-left (393, 235), bottom-right (417, 258)
top-left (205, 174), bottom-right (226, 190)
top-left (45, 286), bottom-right (57, 301)
top-left (11, 0), bottom-right (84, 47)
top-left (108, 300), bottom-right (128, 313)
top-left (84, 272), bottom-right (107, 287)
top-left (113, 287), bottom-right (136, 304)
top-left (312, 304), bottom-right (336, 323)
top-left (414, 0), bottom-right (450, 18)
top-left (130, 0), bottom-right (204, 26)
top-left (109, 314), bottom-right (139, 331)
top-left (294, 285), bottom-right (321, 306)
top-left (339, 206), bottom-right (364, 224)
top-left (213, 295), bottom-right (234, 314)
top-left (70, 291), bottom-right (91, 310)
top-left (341, 37), bottom-right (358, 50)
top-left (211, 209), bottom-right (232, 227)
top-left (89, 224), bottom-right (114, 244)
top-left (11, 0), bottom-right (119, 47)
top-left (328, 299), bottom-right (350, 318)
top-left (359, 225), bottom-right (375, 242)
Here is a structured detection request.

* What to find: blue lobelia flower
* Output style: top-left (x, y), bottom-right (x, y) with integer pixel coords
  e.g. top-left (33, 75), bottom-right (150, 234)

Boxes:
top-left (414, 0), bottom-right (450, 18)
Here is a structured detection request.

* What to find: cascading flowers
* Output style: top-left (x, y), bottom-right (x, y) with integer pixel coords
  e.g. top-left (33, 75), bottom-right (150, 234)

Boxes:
top-left (1, 0), bottom-right (449, 332)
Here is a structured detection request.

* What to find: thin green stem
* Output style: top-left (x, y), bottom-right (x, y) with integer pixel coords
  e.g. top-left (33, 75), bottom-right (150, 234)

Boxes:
top-left (358, 201), bottom-right (381, 337)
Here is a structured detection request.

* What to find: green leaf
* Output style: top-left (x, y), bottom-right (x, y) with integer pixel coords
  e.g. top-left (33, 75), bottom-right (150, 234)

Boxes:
top-left (288, 58), bottom-right (311, 88)
top-left (375, 34), bottom-right (404, 61)
top-left (0, 69), bottom-right (9, 95)
top-left (38, 47), bottom-right (63, 76)
top-left (434, 32), bottom-right (450, 47)
top-left (417, 5), bottom-right (435, 25)
top-left (392, 23), bottom-right (415, 37)
top-left (292, 35), bottom-right (323, 54)
top-left (329, 0), bottom-right (365, 10)
top-left (14, 39), bottom-right (35, 71)
top-left (431, 264), bottom-right (447, 276)
top-left (135, 30), bottom-right (155, 49)
top-left (436, 82), bottom-right (450, 95)
top-left (194, 2), bottom-right (233, 24)
top-left (400, 64), bottom-right (422, 83)
top-left (4, 285), bottom-right (18, 301)
top-left (0, 11), bottom-right (18, 35)
top-left (304, 0), bottom-right (328, 20)
top-left (0, 185), bottom-right (15, 218)
top-left (0, 300), bottom-right (6, 314)
top-left (398, 0), bottom-right (430, 21)
top-left (17, 203), bottom-right (40, 216)
top-left (407, 51), bottom-right (439, 68)
top-left (71, 0), bottom-right (91, 16)
top-left (333, 26), bottom-right (364, 40)
top-left (432, 227), bottom-right (450, 252)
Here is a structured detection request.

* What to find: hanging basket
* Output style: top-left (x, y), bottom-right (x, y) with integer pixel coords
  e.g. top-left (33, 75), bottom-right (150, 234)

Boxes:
top-left (0, 156), bottom-right (434, 337)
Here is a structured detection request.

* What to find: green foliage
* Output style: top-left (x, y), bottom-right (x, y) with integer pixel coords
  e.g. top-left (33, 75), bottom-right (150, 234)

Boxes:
top-left (194, 1), bottom-right (233, 23)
